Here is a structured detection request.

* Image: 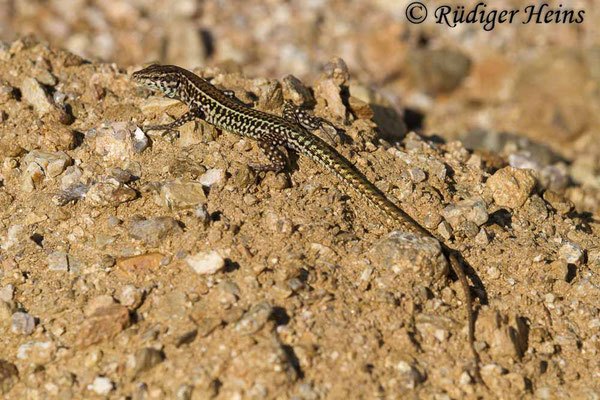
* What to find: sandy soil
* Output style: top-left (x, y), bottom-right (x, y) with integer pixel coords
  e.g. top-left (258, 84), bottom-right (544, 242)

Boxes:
top-left (0, 1), bottom-right (600, 399)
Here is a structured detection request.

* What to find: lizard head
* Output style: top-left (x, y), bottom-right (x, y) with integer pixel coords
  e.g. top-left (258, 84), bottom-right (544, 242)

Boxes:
top-left (132, 64), bottom-right (183, 99)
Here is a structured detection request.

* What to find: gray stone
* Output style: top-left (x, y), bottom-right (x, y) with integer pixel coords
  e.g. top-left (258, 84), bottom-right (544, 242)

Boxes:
top-left (53, 183), bottom-right (90, 206)
top-left (47, 251), bottom-right (69, 271)
top-left (132, 127), bottom-right (149, 153)
top-left (235, 301), bottom-right (273, 335)
top-left (406, 49), bottom-right (471, 94)
top-left (408, 167), bottom-right (426, 183)
top-left (475, 227), bottom-right (490, 245)
top-left (86, 177), bottom-right (137, 207)
top-left (128, 347), bottom-right (164, 376)
top-left (437, 221), bottom-right (453, 240)
top-left (0, 285), bottom-right (14, 302)
top-left (11, 312), bottom-right (35, 335)
top-left (559, 242), bottom-right (584, 265)
top-left (441, 198), bottom-right (488, 229)
top-left (369, 231), bottom-right (449, 288)
top-left (199, 168), bottom-right (226, 188)
top-left (128, 216), bottom-right (182, 246)
top-left (282, 74), bottom-right (314, 105)
top-left (118, 285), bottom-right (144, 309)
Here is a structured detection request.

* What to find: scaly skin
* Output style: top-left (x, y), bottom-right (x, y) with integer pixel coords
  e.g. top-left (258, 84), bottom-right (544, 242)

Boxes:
top-left (132, 64), bottom-right (428, 234)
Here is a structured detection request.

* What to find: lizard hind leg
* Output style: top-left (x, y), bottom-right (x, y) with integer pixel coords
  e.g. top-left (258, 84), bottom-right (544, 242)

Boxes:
top-left (282, 100), bottom-right (341, 144)
top-left (249, 139), bottom-right (288, 172)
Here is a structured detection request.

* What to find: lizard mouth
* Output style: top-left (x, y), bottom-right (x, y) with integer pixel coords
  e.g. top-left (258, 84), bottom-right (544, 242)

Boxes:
top-left (131, 64), bottom-right (162, 83)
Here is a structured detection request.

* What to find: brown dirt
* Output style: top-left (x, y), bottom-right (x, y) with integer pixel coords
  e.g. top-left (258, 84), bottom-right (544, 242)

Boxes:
top-left (0, 12), bottom-right (599, 400)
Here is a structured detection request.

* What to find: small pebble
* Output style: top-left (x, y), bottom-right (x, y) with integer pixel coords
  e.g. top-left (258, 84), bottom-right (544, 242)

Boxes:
top-left (186, 251), bottom-right (225, 275)
top-left (486, 166), bottom-right (536, 208)
top-left (282, 74), bottom-right (314, 105)
top-left (0, 301), bottom-right (12, 322)
top-left (132, 127), bottom-right (149, 153)
top-left (369, 231), bottom-right (448, 288)
top-left (91, 121), bottom-right (140, 162)
top-left (21, 77), bottom-right (52, 115)
top-left (47, 251), bottom-right (69, 271)
top-left (176, 384), bottom-right (193, 400)
top-left (396, 360), bottom-right (425, 389)
top-left (441, 198), bottom-right (488, 229)
top-left (408, 167), bottom-right (426, 183)
top-left (60, 166), bottom-right (83, 189)
top-left (544, 293), bottom-right (556, 304)
top-left (199, 168), bottom-right (226, 187)
top-left (53, 183), bottom-right (89, 206)
top-left (558, 242), bottom-right (583, 265)
top-left (11, 312), bottom-right (35, 335)
top-left (235, 301), bottom-right (273, 335)
top-left (89, 377), bottom-right (113, 395)
top-left (1, 225), bottom-right (24, 251)
top-left (23, 150), bottom-right (72, 178)
top-left (128, 216), bottom-right (182, 246)
top-left (154, 180), bottom-right (207, 209)
top-left (34, 68), bottom-right (57, 86)
top-left (118, 285), bottom-right (144, 308)
top-left (84, 295), bottom-right (115, 317)
top-left (86, 177), bottom-right (137, 207)
top-left (128, 347), bottom-right (164, 376)
top-left (475, 227), bottom-right (489, 245)
top-left (75, 304), bottom-right (130, 348)
top-left (17, 341), bottom-right (56, 364)
top-left (0, 285), bottom-right (14, 302)
top-left (460, 371), bottom-right (473, 385)
top-left (487, 266), bottom-right (501, 280)
top-left (437, 221), bottom-right (453, 240)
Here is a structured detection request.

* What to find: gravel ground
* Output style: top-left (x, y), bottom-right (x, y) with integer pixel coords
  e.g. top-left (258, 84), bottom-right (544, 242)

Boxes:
top-left (1, 1), bottom-right (600, 399)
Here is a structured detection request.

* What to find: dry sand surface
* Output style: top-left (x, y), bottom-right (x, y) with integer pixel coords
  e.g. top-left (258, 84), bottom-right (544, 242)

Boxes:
top-left (1, 1), bottom-right (600, 399)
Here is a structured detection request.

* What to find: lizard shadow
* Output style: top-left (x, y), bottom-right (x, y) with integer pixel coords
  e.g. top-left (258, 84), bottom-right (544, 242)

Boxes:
top-left (450, 250), bottom-right (489, 306)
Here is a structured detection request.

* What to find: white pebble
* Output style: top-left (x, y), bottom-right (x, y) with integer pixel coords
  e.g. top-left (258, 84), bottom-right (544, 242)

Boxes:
top-left (89, 377), bottom-right (113, 395)
top-left (132, 127), bottom-right (149, 153)
top-left (186, 251), bottom-right (225, 275)
top-left (558, 242), bottom-right (583, 264)
top-left (0, 284), bottom-right (14, 302)
top-left (199, 168), bottom-right (225, 187)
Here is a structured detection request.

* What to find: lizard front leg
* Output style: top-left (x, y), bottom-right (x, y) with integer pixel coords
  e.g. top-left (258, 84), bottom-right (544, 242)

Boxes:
top-left (142, 108), bottom-right (205, 134)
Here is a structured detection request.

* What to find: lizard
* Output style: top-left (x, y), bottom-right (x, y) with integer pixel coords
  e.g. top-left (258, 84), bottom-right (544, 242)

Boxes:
top-left (132, 64), bottom-right (483, 383)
